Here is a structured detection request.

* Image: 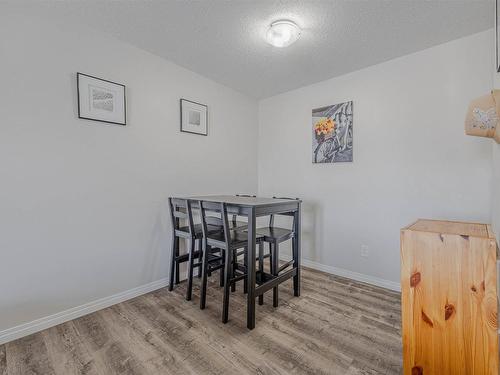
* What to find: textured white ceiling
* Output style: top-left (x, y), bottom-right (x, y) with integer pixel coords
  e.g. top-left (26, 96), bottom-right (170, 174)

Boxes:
top-left (10, 0), bottom-right (494, 98)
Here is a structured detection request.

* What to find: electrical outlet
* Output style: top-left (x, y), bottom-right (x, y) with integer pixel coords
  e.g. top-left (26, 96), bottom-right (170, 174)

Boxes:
top-left (361, 245), bottom-right (370, 258)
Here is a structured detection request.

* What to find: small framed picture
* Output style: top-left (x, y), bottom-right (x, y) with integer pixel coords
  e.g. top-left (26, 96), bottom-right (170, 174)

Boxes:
top-left (180, 99), bottom-right (208, 136)
top-left (77, 72), bottom-right (126, 125)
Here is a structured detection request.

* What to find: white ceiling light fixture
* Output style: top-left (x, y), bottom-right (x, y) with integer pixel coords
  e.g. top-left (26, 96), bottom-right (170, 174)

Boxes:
top-left (266, 20), bottom-right (301, 48)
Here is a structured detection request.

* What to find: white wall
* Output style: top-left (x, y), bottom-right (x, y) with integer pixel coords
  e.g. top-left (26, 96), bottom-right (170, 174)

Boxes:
top-left (258, 31), bottom-right (493, 287)
top-left (0, 9), bottom-right (258, 335)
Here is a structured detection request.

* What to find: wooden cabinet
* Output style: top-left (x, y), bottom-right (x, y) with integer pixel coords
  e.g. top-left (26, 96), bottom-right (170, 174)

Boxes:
top-left (401, 219), bottom-right (498, 374)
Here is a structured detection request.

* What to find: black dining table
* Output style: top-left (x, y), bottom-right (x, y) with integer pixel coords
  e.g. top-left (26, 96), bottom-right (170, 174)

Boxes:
top-left (186, 195), bottom-right (301, 329)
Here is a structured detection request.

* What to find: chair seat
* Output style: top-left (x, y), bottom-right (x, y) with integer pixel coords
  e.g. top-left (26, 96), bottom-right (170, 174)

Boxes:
top-left (207, 229), bottom-right (264, 249)
top-left (230, 220), bottom-right (248, 230)
top-left (255, 226), bottom-right (293, 242)
top-left (177, 223), bottom-right (222, 239)
top-left (178, 221), bottom-right (247, 238)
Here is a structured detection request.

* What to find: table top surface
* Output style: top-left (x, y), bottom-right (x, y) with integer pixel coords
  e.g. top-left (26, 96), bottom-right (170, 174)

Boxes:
top-left (185, 195), bottom-right (300, 207)
top-left (405, 219), bottom-right (494, 239)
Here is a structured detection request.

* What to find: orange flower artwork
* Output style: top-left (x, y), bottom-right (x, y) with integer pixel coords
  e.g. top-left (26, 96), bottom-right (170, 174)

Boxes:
top-left (314, 118), bottom-right (335, 136)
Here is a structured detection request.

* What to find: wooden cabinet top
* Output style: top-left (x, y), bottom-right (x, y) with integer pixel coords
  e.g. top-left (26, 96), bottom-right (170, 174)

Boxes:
top-left (403, 219), bottom-right (495, 239)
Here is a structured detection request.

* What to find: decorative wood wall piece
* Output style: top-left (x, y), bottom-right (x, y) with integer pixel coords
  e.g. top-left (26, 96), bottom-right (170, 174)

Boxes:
top-left (465, 90), bottom-right (500, 144)
top-left (401, 219), bottom-right (498, 375)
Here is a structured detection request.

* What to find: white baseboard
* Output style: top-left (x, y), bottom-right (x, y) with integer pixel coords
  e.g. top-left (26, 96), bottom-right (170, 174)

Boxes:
top-left (282, 256), bottom-right (401, 292)
top-left (0, 278), bottom-right (169, 346)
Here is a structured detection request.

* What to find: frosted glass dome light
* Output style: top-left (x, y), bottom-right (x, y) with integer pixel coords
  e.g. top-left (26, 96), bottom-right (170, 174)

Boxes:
top-left (266, 20), bottom-right (301, 48)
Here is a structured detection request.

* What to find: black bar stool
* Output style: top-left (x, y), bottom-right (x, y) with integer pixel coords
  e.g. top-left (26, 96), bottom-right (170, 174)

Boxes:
top-left (256, 197), bottom-right (300, 307)
top-left (233, 194), bottom-right (272, 300)
top-left (168, 198), bottom-right (224, 301)
top-left (199, 200), bottom-right (265, 323)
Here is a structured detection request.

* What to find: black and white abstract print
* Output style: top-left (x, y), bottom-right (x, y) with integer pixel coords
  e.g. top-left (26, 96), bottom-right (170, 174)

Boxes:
top-left (90, 86), bottom-right (115, 112)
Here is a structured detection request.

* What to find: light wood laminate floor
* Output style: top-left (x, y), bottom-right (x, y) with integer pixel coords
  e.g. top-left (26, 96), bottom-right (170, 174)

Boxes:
top-left (0, 267), bottom-right (402, 374)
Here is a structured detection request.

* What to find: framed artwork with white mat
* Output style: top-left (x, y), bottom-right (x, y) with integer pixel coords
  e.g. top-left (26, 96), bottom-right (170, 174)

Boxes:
top-left (180, 98), bottom-right (208, 136)
top-left (77, 73), bottom-right (126, 126)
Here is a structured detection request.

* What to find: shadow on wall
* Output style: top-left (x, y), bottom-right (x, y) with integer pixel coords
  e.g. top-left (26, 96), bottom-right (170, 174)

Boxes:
top-left (274, 200), bottom-right (316, 262)
top-left (143, 197), bottom-right (207, 284)
top-left (140, 199), bottom-right (171, 284)
top-left (301, 201), bottom-right (317, 262)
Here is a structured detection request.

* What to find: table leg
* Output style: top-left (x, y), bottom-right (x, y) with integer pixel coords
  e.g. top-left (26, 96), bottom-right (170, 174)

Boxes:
top-left (247, 207), bottom-right (256, 329)
top-left (258, 242), bottom-right (264, 306)
top-left (243, 247), bottom-right (248, 293)
top-left (293, 202), bottom-right (301, 297)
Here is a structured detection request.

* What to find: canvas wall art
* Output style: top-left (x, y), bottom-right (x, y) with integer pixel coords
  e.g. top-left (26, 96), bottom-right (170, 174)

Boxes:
top-left (312, 101), bottom-right (353, 163)
top-left (77, 73), bottom-right (126, 125)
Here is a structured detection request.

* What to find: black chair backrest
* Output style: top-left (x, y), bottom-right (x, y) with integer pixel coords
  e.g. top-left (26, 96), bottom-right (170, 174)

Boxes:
top-left (199, 201), bottom-right (231, 246)
top-left (269, 196), bottom-right (300, 228)
top-left (168, 197), bottom-right (195, 237)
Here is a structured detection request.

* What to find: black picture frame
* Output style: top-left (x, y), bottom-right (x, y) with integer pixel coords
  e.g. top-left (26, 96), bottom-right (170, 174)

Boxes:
top-left (77, 72), bottom-right (127, 126)
top-left (180, 98), bottom-right (208, 136)
top-left (497, 0), bottom-right (500, 72)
